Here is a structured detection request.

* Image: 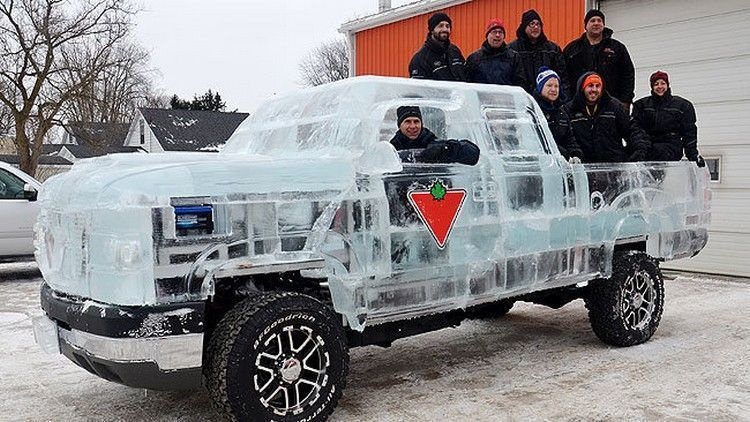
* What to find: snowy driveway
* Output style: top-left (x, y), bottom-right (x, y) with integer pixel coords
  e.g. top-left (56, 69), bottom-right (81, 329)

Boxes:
top-left (1, 262), bottom-right (748, 421)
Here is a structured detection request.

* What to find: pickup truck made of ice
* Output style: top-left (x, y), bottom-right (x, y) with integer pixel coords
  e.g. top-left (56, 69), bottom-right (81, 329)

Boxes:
top-left (33, 76), bottom-right (710, 421)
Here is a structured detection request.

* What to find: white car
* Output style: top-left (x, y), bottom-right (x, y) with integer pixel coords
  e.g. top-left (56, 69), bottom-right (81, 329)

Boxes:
top-left (0, 161), bottom-right (41, 261)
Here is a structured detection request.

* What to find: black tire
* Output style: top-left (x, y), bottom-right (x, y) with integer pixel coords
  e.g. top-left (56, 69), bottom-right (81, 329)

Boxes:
top-left (206, 292), bottom-right (349, 422)
top-left (585, 252), bottom-right (665, 347)
top-left (467, 299), bottom-right (515, 319)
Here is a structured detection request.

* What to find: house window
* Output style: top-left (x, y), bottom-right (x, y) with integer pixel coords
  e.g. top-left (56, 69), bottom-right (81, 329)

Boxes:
top-left (705, 157), bottom-right (720, 182)
top-left (139, 120), bottom-right (145, 145)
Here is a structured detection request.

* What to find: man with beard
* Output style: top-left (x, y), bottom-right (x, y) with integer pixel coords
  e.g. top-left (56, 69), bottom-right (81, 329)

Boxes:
top-left (632, 71), bottom-right (705, 166)
top-left (465, 18), bottom-right (525, 87)
top-left (508, 9), bottom-right (568, 97)
top-left (389, 106), bottom-right (479, 165)
top-left (564, 72), bottom-right (648, 163)
top-left (409, 12), bottom-right (467, 81)
top-left (563, 9), bottom-right (635, 109)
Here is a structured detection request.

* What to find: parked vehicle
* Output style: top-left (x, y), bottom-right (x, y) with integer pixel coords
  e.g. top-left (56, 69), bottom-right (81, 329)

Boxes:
top-left (33, 77), bottom-right (710, 421)
top-left (0, 161), bottom-right (41, 261)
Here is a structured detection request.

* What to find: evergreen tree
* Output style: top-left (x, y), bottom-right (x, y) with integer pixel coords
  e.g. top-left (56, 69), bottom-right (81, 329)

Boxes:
top-left (170, 89), bottom-right (227, 111)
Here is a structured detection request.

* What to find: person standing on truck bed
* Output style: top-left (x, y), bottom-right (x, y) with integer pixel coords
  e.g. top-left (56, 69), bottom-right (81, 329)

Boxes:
top-left (389, 106), bottom-right (479, 165)
top-left (563, 9), bottom-right (635, 110)
top-left (632, 71), bottom-right (706, 167)
top-left (465, 18), bottom-right (526, 88)
top-left (533, 67), bottom-right (583, 163)
top-left (508, 9), bottom-right (568, 97)
top-left (409, 12), bottom-right (467, 81)
top-left (565, 72), bottom-right (648, 163)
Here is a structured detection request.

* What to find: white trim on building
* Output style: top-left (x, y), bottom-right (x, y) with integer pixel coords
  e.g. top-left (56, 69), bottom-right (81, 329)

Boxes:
top-left (601, 0), bottom-right (750, 277)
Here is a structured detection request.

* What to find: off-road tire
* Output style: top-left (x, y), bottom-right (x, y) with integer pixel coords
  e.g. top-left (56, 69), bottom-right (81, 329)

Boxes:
top-left (206, 292), bottom-right (349, 421)
top-left (467, 299), bottom-right (515, 319)
top-left (585, 252), bottom-right (665, 347)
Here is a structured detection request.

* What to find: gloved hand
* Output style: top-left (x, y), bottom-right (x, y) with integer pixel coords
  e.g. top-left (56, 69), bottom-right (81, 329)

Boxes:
top-left (628, 150), bottom-right (647, 162)
top-left (569, 156), bottom-right (582, 164)
top-left (694, 155), bottom-right (706, 168)
top-left (417, 142), bottom-right (449, 163)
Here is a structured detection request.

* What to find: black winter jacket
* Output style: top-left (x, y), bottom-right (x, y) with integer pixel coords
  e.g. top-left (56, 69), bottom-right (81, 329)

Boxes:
top-left (509, 31), bottom-right (568, 97)
top-left (632, 90), bottom-right (700, 161)
top-left (409, 36), bottom-right (467, 81)
top-left (562, 28), bottom-right (635, 104)
top-left (533, 92), bottom-right (583, 160)
top-left (563, 74), bottom-right (648, 163)
top-left (390, 128), bottom-right (479, 165)
top-left (466, 41), bottom-right (526, 87)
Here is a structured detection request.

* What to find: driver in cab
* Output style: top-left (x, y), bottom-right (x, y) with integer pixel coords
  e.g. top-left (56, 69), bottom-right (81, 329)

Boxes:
top-left (389, 106), bottom-right (479, 165)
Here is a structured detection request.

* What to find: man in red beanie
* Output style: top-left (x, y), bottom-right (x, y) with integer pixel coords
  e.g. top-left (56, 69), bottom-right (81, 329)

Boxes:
top-left (408, 12), bottom-right (467, 81)
top-left (632, 71), bottom-right (705, 166)
top-left (564, 72), bottom-right (648, 163)
top-left (563, 9), bottom-right (635, 109)
top-left (465, 18), bottom-right (526, 87)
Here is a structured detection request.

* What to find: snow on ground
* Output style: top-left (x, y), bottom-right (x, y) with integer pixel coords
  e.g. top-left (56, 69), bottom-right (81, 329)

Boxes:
top-left (1, 262), bottom-right (748, 421)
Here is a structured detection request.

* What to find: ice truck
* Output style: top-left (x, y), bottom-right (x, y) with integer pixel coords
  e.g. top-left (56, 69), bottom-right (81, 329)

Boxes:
top-left (32, 76), bottom-right (710, 421)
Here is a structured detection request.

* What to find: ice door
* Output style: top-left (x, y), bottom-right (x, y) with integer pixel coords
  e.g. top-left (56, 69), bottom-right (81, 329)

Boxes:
top-left (483, 107), bottom-right (583, 292)
top-left (360, 160), bottom-right (494, 320)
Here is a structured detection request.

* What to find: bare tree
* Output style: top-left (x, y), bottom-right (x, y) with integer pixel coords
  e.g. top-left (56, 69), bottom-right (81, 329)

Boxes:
top-left (63, 41), bottom-right (156, 124)
top-left (0, 0), bottom-right (136, 176)
top-left (298, 38), bottom-right (349, 87)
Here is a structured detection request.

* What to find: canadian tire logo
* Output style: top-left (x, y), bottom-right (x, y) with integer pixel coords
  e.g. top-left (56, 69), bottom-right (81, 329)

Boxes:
top-left (408, 180), bottom-right (466, 249)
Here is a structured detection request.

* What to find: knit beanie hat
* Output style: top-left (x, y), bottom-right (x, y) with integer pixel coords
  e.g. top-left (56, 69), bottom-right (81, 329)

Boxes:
top-left (428, 12), bottom-right (452, 32)
top-left (581, 72), bottom-right (603, 90)
top-left (485, 18), bottom-right (505, 36)
top-left (650, 70), bottom-right (670, 86)
top-left (584, 9), bottom-right (605, 25)
top-left (397, 106), bottom-right (422, 127)
top-left (535, 66), bottom-right (560, 94)
top-left (521, 9), bottom-right (542, 28)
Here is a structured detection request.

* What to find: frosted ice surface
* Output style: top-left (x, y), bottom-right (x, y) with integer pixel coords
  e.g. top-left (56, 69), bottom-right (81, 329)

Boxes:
top-left (35, 76), bottom-right (710, 331)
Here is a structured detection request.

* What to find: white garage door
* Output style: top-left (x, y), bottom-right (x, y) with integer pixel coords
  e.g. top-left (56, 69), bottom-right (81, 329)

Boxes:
top-left (601, 0), bottom-right (750, 277)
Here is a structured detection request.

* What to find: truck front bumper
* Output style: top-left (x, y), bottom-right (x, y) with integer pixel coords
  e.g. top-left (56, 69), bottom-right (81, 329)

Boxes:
top-left (34, 282), bottom-right (205, 390)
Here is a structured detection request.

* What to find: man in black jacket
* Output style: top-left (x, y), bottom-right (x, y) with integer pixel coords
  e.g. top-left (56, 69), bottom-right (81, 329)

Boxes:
top-left (564, 72), bottom-right (648, 163)
top-left (508, 9), bottom-right (568, 97)
top-left (390, 106), bottom-right (479, 165)
top-left (409, 12), bottom-right (467, 81)
top-left (563, 9), bottom-right (635, 108)
top-left (633, 71), bottom-right (705, 166)
top-left (466, 18), bottom-right (525, 87)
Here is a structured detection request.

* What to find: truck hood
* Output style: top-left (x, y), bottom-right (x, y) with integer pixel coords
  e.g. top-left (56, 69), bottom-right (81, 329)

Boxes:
top-left (40, 152), bottom-right (358, 210)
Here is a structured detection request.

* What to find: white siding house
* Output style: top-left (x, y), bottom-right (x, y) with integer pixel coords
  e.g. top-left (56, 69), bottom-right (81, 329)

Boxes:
top-left (600, 0), bottom-right (750, 276)
top-left (124, 110), bottom-right (164, 153)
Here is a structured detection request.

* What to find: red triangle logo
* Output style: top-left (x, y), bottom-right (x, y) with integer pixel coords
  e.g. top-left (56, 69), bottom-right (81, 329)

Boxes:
top-left (408, 181), bottom-right (466, 249)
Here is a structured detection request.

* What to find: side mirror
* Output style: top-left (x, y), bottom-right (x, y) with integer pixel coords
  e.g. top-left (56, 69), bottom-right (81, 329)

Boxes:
top-left (23, 183), bottom-right (38, 201)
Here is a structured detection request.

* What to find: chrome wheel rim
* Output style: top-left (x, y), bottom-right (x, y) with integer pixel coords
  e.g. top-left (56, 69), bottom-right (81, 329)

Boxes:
top-left (621, 270), bottom-right (656, 330)
top-left (254, 325), bottom-right (330, 416)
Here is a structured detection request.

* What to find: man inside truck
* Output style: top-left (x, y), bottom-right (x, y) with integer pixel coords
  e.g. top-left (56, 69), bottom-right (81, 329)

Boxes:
top-left (389, 105), bottom-right (480, 165)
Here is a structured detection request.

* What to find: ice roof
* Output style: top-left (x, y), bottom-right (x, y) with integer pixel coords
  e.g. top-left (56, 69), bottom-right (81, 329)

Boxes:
top-left (222, 76), bottom-right (536, 158)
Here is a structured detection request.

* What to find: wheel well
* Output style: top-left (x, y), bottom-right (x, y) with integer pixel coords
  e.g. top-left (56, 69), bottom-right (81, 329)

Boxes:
top-left (204, 271), bottom-right (331, 342)
top-left (614, 240), bottom-right (646, 253)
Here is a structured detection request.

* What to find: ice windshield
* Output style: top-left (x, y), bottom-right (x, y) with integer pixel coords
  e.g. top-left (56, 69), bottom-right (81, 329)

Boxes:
top-left (221, 76), bottom-right (541, 158)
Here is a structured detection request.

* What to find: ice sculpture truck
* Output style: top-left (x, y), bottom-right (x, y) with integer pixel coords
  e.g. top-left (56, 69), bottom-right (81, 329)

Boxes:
top-left (32, 77), bottom-right (710, 421)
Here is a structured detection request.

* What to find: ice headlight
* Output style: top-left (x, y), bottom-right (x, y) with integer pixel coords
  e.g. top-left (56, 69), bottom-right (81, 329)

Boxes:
top-left (114, 239), bottom-right (142, 269)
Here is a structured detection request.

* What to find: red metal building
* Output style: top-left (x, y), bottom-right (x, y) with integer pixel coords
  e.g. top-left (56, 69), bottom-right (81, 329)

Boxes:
top-left (340, 0), bottom-right (595, 77)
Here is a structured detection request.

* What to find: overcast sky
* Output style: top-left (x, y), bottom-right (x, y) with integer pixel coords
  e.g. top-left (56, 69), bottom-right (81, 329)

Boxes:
top-left (133, 1), bottom-right (412, 114)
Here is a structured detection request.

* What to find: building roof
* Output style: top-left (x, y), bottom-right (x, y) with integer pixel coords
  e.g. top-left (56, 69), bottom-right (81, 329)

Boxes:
top-left (139, 108), bottom-right (250, 152)
top-left (63, 121), bottom-right (133, 157)
top-left (339, 0), bottom-right (470, 34)
top-left (0, 153), bottom-right (71, 166)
